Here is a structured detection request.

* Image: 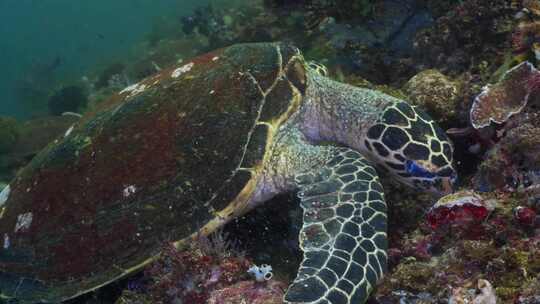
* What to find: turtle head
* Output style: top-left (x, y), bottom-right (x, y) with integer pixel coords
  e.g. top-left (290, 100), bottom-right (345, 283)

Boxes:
top-left (363, 101), bottom-right (457, 196)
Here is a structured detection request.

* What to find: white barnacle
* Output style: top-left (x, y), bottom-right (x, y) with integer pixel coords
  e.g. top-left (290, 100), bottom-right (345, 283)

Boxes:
top-left (171, 62), bottom-right (194, 78)
top-left (14, 212), bottom-right (33, 233)
top-left (64, 125), bottom-right (75, 138)
top-left (120, 83), bottom-right (147, 98)
top-left (212, 56), bottom-right (219, 61)
top-left (0, 185), bottom-right (10, 207)
top-left (123, 185), bottom-right (137, 197)
top-left (247, 264), bottom-right (273, 282)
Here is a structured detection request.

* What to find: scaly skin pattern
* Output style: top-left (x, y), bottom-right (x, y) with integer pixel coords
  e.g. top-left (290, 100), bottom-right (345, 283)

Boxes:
top-left (298, 69), bottom-right (455, 194)
top-left (265, 127), bottom-right (388, 303)
top-left (262, 66), bottom-right (455, 303)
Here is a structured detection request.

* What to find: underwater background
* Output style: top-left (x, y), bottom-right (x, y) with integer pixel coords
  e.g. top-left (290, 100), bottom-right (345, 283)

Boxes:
top-left (0, 0), bottom-right (540, 303)
top-left (0, 0), bottom-right (208, 118)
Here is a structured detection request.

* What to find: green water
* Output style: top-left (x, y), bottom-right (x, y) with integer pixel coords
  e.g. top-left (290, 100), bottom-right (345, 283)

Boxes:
top-left (0, 0), bottom-right (210, 119)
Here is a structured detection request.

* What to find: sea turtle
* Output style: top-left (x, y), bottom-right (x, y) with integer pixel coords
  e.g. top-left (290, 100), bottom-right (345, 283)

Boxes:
top-left (0, 42), bottom-right (456, 303)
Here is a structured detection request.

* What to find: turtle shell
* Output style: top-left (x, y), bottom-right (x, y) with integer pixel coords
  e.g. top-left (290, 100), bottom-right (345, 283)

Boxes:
top-left (0, 42), bottom-right (307, 303)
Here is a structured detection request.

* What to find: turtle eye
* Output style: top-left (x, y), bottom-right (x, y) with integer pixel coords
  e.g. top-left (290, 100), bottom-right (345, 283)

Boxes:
top-left (405, 160), bottom-right (435, 179)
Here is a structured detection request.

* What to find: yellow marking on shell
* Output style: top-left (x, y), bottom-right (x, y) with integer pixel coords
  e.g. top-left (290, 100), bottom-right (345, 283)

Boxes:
top-left (256, 56), bottom-right (305, 164)
top-left (171, 62), bottom-right (194, 78)
top-left (256, 121), bottom-right (275, 130)
top-left (51, 252), bottom-right (162, 302)
top-left (238, 167), bottom-right (256, 173)
top-left (173, 168), bottom-right (261, 249)
top-left (174, 53), bottom-right (306, 249)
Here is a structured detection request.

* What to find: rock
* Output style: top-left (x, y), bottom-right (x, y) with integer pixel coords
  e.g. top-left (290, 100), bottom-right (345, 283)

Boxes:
top-left (470, 62), bottom-right (539, 129)
top-left (499, 120), bottom-right (540, 168)
top-left (473, 279), bottom-right (497, 304)
top-left (207, 280), bottom-right (286, 304)
top-left (472, 111), bottom-right (540, 192)
top-left (114, 290), bottom-right (153, 304)
top-left (403, 69), bottom-right (462, 125)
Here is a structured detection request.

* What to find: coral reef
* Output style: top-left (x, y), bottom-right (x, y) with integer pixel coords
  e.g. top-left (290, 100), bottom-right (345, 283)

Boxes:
top-left (264, 0), bottom-right (378, 24)
top-left (413, 0), bottom-right (517, 77)
top-left (470, 61), bottom-right (539, 129)
top-left (114, 230), bottom-right (288, 304)
top-left (375, 57), bottom-right (540, 302)
top-left (143, 243), bottom-right (250, 303)
top-left (403, 69), bottom-right (463, 126)
top-left (449, 279), bottom-right (497, 304)
top-left (207, 280), bottom-right (286, 304)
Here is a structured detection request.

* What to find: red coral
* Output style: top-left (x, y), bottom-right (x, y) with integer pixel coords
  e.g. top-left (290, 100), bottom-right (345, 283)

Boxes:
top-left (514, 206), bottom-right (537, 227)
top-left (427, 203), bottom-right (489, 230)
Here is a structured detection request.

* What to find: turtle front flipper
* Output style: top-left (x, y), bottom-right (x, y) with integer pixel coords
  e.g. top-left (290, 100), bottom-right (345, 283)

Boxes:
top-left (285, 148), bottom-right (387, 304)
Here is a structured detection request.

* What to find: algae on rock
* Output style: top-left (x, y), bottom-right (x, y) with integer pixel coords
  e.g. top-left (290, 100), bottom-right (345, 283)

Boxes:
top-left (404, 69), bottom-right (462, 126)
